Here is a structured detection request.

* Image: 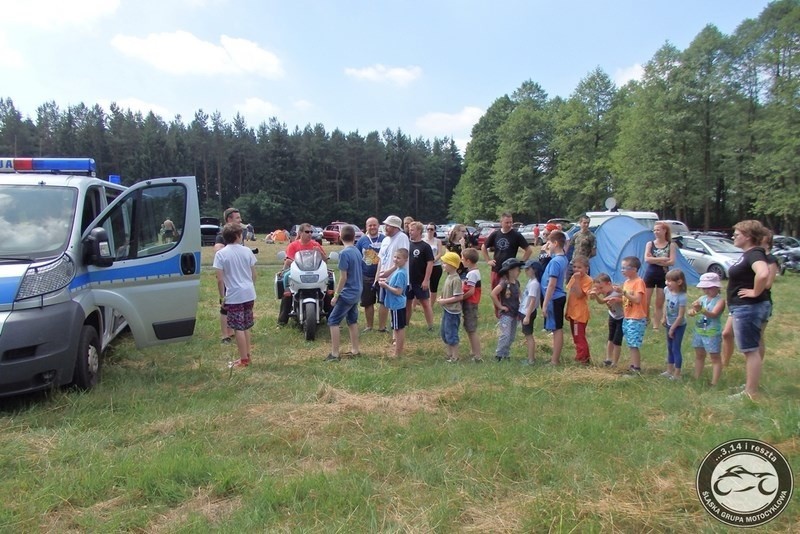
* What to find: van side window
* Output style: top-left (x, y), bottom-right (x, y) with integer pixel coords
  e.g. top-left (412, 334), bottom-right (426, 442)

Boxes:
top-left (81, 187), bottom-right (103, 234)
top-left (98, 184), bottom-right (188, 260)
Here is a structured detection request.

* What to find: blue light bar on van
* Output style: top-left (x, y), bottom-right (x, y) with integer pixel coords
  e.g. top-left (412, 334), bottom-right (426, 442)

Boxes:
top-left (0, 158), bottom-right (96, 176)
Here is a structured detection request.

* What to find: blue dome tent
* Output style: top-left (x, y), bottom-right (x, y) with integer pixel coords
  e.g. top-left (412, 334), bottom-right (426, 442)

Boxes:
top-left (588, 215), bottom-right (700, 285)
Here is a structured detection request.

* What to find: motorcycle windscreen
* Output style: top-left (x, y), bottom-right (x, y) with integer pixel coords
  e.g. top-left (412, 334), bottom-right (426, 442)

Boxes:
top-left (295, 249), bottom-right (324, 271)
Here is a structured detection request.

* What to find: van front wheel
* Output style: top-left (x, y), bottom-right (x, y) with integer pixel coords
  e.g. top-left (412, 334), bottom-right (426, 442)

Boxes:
top-left (73, 326), bottom-right (101, 390)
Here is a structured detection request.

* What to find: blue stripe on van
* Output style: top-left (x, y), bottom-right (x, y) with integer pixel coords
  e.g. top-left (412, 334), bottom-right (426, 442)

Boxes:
top-left (0, 276), bottom-right (21, 304)
top-left (70, 254), bottom-right (189, 290)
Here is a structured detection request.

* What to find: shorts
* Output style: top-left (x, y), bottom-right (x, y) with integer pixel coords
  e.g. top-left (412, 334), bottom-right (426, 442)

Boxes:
top-left (462, 302), bottom-right (478, 333)
top-left (328, 298), bottom-right (359, 326)
top-left (730, 301), bottom-right (771, 353)
top-left (429, 265), bottom-right (443, 293)
top-left (441, 311), bottom-right (460, 346)
top-left (643, 267), bottom-right (667, 289)
top-left (406, 284), bottom-right (430, 301)
top-left (519, 310), bottom-right (537, 336)
top-left (361, 277), bottom-right (378, 307)
top-left (608, 316), bottom-right (623, 346)
top-left (390, 307), bottom-right (407, 330)
top-left (226, 301), bottom-right (254, 331)
top-left (544, 296), bottom-right (566, 331)
top-left (622, 318), bottom-right (647, 348)
top-left (692, 333), bottom-right (721, 354)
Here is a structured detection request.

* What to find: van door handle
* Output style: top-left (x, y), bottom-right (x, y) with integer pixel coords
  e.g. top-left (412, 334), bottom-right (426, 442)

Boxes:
top-left (180, 252), bottom-right (197, 275)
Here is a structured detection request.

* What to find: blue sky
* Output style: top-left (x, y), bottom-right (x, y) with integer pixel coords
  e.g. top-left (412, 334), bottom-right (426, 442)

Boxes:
top-left (1, 0), bottom-right (771, 151)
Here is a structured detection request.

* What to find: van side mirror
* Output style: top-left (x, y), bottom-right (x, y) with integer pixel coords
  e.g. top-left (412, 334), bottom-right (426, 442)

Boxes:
top-left (83, 227), bottom-right (114, 267)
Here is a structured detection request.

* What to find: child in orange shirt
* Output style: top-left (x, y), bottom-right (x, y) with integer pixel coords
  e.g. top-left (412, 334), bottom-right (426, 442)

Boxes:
top-left (566, 256), bottom-right (593, 365)
top-left (621, 256), bottom-right (647, 373)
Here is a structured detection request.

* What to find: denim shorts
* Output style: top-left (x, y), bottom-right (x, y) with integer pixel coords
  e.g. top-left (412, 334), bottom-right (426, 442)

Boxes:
top-left (692, 333), bottom-right (721, 354)
top-left (441, 311), bottom-right (460, 346)
top-left (729, 301), bottom-right (771, 353)
top-left (328, 298), bottom-right (359, 326)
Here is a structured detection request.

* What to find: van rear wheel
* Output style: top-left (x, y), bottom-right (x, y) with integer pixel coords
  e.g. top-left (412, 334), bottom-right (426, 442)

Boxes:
top-left (73, 325), bottom-right (101, 390)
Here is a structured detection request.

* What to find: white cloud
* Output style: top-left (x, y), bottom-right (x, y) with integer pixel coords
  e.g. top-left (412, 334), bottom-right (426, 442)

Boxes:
top-left (0, 31), bottom-right (24, 68)
top-left (4, 0), bottom-right (119, 29)
top-left (237, 97), bottom-right (280, 122)
top-left (415, 106), bottom-right (484, 137)
top-left (614, 63), bottom-right (644, 86)
top-left (344, 64), bottom-right (422, 86)
top-left (99, 98), bottom-right (171, 119)
top-left (293, 99), bottom-right (312, 111)
top-left (111, 31), bottom-right (284, 78)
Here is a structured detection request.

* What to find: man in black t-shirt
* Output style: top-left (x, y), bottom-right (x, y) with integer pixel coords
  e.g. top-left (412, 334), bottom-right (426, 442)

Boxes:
top-left (482, 212), bottom-right (532, 290)
top-left (406, 221), bottom-right (435, 329)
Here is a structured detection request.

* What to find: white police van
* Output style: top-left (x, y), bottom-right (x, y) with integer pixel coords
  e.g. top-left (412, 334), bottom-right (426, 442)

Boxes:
top-left (0, 158), bottom-right (201, 396)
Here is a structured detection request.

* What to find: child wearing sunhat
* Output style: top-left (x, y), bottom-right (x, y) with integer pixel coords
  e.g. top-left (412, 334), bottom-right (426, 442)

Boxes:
top-left (491, 258), bottom-right (524, 361)
top-left (689, 272), bottom-right (726, 386)
top-left (437, 251), bottom-right (464, 363)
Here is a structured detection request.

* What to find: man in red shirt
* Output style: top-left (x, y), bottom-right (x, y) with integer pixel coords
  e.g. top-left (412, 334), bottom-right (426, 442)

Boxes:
top-left (279, 223), bottom-right (329, 325)
top-left (284, 223), bottom-right (327, 268)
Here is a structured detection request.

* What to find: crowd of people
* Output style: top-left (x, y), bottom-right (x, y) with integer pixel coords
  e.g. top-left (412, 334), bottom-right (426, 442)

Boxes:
top-left (211, 209), bottom-right (779, 400)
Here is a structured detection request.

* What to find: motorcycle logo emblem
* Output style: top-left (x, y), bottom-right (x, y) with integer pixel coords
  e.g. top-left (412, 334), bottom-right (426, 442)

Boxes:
top-left (696, 439), bottom-right (793, 527)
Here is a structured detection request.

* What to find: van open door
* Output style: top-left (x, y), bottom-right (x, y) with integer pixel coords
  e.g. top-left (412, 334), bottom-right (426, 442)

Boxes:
top-left (79, 177), bottom-right (201, 348)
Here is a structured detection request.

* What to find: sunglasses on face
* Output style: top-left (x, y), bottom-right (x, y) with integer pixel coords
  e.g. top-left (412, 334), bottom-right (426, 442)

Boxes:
top-left (303, 230), bottom-right (313, 234)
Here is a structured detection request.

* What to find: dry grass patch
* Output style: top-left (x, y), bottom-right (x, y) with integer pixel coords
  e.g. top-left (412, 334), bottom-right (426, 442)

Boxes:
top-left (145, 486), bottom-right (241, 533)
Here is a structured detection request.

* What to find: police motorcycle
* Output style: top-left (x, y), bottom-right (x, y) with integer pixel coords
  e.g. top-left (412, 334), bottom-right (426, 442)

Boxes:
top-left (275, 250), bottom-right (337, 340)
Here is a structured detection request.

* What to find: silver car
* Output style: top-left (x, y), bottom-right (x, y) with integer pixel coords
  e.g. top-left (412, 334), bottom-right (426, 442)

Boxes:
top-left (674, 235), bottom-right (742, 279)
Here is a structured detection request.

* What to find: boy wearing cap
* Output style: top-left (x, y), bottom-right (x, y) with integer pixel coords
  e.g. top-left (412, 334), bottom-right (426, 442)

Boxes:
top-left (520, 260), bottom-right (542, 365)
top-left (689, 272), bottom-right (726, 386)
top-left (461, 248), bottom-right (483, 362)
top-left (438, 252), bottom-right (464, 363)
top-left (491, 258), bottom-right (524, 361)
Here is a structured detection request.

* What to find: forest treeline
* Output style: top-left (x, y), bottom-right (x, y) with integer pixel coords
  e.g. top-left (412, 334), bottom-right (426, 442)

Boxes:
top-left (1, 1), bottom-right (797, 233)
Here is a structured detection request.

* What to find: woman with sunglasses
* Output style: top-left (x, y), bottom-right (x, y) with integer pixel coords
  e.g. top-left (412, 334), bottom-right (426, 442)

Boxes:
top-left (423, 223), bottom-right (444, 302)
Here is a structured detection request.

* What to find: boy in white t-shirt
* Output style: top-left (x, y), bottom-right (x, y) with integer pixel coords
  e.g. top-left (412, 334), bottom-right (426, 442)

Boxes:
top-left (520, 260), bottom-right (542, 365)
top-left (213, 223), bottom-right (257, 368)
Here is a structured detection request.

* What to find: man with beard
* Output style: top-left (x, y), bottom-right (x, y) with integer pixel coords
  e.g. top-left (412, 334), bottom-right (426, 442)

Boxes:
top-left (377, 215), bottom-right (410, 332)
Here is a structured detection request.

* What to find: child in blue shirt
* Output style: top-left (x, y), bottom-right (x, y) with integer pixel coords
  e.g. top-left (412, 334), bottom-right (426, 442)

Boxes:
top-left (378, 248), bottom-right (409, 358)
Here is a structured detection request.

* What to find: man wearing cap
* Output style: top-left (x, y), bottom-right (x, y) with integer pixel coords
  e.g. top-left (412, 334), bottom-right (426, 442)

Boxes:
top-left (377, 215), bottom-right (410, 332)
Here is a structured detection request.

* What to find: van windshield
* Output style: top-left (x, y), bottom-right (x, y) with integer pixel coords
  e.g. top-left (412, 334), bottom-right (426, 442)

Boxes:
top-left (0, 185), bottom-right (77, 259)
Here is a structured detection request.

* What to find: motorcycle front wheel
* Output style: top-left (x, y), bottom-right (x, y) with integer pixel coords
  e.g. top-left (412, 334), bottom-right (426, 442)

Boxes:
top-left (304, 302), bottom-right (317, 341)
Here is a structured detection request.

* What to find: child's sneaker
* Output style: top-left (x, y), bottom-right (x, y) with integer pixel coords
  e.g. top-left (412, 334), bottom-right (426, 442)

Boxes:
top-left (228, 358), bottom-right (250, 368)
top-left (603, 360), bottom-right (613, 367)
top-left (660, 371), bottom-right (672, 378)
top-left (221, 336), bottom-right (233, 345)
top-left (472, 356), bottom-right (483, 363)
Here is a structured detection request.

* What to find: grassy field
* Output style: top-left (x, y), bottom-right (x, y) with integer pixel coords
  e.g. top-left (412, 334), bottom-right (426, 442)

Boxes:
top-left (1, 242), bottom-right (798, 532)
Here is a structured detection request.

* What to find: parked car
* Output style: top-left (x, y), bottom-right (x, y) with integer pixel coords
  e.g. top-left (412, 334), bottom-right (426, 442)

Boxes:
top-left (662, 219), bottom-right (690, 236)
top-left (520, 223), bottom-right (543, 246)
top-left (477, 225), bottom-right (499, 247)
top-left (322, 222), bottom-right (363, 245)
top-left (289, 224), bottom-right (323, 243)
top-left (200, 216), bottom-right (220, 247)
top-left (673, 234), bottom-right (743, 279)
top-left (773, 235), bottom-right (800, 250)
